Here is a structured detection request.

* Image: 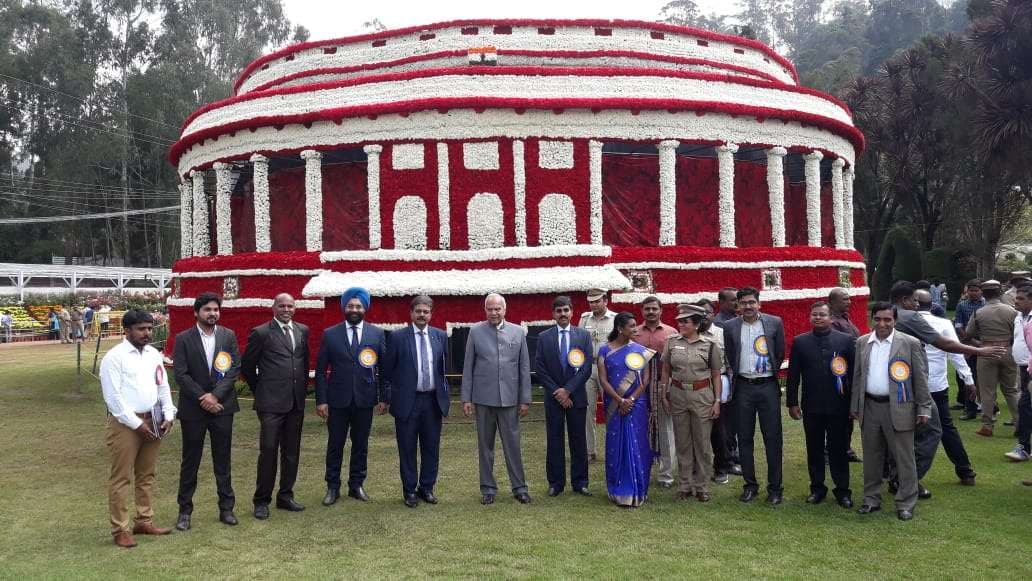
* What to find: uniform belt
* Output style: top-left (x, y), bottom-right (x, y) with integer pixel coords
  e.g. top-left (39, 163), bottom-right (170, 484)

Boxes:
top-left (865, 393), bottom-right (890, 403)
top-left (737, 375), bottom-right (774, 385)
top-left (981, 340), bottom-right (1011, 347)
top-left (671, 379), bottom-right (710, 391)
top-left (135, 411), bottom-right (153, 420)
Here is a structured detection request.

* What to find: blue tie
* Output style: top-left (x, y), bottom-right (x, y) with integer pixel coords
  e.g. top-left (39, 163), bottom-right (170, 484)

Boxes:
top-left (350, 326), bottom-right (359, 351)
top-left (418, 330), bottom-right (432, 391)
top-left (560, 329), bottom-right (569, 372)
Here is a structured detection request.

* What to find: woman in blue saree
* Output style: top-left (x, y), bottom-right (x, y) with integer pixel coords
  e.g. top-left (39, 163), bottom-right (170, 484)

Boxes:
top-left (598, 312), bottom-right (655, 507)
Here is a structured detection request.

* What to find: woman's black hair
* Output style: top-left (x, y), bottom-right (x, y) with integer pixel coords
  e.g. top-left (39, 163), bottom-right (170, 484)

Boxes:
top-left (607, 311), bottom-right (636, 342)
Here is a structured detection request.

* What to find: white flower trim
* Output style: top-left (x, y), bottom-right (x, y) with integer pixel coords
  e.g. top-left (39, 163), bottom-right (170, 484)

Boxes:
top-left (804, 151), bottom-right (823, 247)
top-left (179, 181), bottom-right (193, 258)
top-left (167, 297), bottom-right (324, 309)
top-left (538, 140), bottom-right (574, 169)
top-left (512, 139), bottom-right (527, 246)
top-left (391, 143), bottom-right (425, 170)
top-left (717, 142), bottom-right (738, 248)
top-left (177, 109), bottom-right (856, 178)
top-left (462, 141), bottom-right (499, 170)
top-left (436, 143), bottom-right (450, 249)
top-left (588, 140), bottom-right (603, 245)
top-left (302, 265), bottom-right (631, 298)
top-left (189, 73), bottom-right (850, 140)
top-left (236, 24), bottom-right (796, 94)
top-left (321, 244), bottom-right (610, 262)
top-left (612, 286), bottom-right (870, 305)
top-left (176, 268), bottom-right (322, 278)
top-left (213, 162), bottom-right (234, 256)
top-left (250, 154), bottom-right (271, 252)
top-left (392, 195), bottom-right (428, 249)
top-left (301, 149), bottom-right (323, 251)
top-left (766, 147), bottom-right (787, 247)
top-left (609, 259), bottom-right (866, 271)
top-left (844, 166), bottom-right (855, 249)
top-left (191, 171), bottom-right (210, 256)
top-left (831, 158), bottom-right (845, 249)
top-left (538, 194), bottom-right (577, 246)
top-left (466, 193), bottom-right (504, 249)
top-left (363, 144), bottom-right (383, 249)
top-left (658, 140), bottom-right (679, 246)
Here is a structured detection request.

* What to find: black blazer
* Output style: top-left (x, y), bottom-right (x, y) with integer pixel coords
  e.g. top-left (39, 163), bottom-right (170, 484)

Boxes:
top-left (785, 329), bottom-right (855, 414)
top-left (722, 313), bottom-right (786, 378)
top-left (315, 322), bottom-right (387, 409)
top-left (172, 325), bottom-right (241, 420)
top-left (534, 325), bottom-right (594, 408)
top-left (383, 325), bottom-right (450, 419)
top-left (241, 320), bottom-right (310, 414)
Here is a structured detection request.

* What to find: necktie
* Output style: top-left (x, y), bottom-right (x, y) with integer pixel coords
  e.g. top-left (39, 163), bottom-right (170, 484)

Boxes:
top-left (418, 330), bottom-right (432, 391)
top-left (283, 324), bottom-right (293, 351)
top-left (350, 325), bottom-right (359, 350)
top-left (560, 329), bottom-right (569, 372)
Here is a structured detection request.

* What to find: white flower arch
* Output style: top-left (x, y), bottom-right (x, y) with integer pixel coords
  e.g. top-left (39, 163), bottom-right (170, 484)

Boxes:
top-left (467, 193), bottom-right (504, 249)
top-left (393, 195), bottom-right (428, 250)
top-left (538, 193), bottom-right (577, 246)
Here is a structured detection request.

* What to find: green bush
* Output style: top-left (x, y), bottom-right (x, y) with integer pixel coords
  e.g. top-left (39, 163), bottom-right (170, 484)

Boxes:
top-left (873, 228), bottom-right (923, 300)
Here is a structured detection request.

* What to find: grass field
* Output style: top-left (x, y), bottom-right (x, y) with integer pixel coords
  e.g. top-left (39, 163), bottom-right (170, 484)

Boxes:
top-left (1, 339), bottom-right (1031, 579)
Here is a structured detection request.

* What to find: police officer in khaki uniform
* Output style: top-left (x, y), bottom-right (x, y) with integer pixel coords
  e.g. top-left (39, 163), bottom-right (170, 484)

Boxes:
top-left (967, 280), bottom-right (1020, 437)
top-left (579, 289), bottom-right (616, 461)
top-left (660, 305), bottom-right (723, 501)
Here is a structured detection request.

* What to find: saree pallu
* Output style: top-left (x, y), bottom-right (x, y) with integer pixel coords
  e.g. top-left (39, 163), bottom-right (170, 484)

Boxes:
top-left (600, 341), bottom-right (655, 507)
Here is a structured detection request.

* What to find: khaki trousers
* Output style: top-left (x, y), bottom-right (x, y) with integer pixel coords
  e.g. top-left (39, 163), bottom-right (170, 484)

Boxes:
top-left (977, 354), bottom-right (1019, 430)
top-left (585, 372), bottom-right (600, 456)
top-left (861, 399), bottom-right (917, 512)
top-left (669, 385), bottom-right (715, 494)
top-left (106, 416), bottom-right (161, 534)
top-left (655, 407), bottom-right (676, 484)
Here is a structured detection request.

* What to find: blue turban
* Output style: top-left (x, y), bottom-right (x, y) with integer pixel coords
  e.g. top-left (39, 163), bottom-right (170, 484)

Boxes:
top-left (341, 287), bottom-right (371, 310)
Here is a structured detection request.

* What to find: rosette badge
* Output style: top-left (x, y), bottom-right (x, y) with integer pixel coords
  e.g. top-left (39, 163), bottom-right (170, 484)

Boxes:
top-left (625, 351), bottom-right (646, 371)
top-left (567, 347), bottom-right (586, 369)
top-left (753, 336), bottom-right (771, 373)
top-left (213, 351), bottom-right (232, 380)
top-left (830, 354), bottom-right (848, 395)
top-left (358, 347), bottom-right (378, 369)
top-left (889, 359), bottom-right (912, 403)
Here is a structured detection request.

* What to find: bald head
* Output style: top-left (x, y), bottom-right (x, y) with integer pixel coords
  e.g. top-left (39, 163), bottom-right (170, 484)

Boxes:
top-left (828, 287), bottom-right (850, 315)
top-left (913, 289), bottom-right (933, 311)
top-left (273, 293), bottom-right (295, 323)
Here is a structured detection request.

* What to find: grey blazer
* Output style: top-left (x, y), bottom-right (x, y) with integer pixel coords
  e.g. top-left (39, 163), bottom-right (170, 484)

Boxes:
top-left (460, 321), bottom-right (532, 407)
top-left (849, 332), bottom-right (932, 431)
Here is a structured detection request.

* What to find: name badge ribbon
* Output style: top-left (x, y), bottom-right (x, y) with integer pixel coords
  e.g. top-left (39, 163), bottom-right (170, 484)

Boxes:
top-left (830, 353), bottom-right (848, 396)
top-left (889, 359), bottom-right (911, 403)
top-left (753, 336), bottom-right (771, 374)
top-left (358, 347), bottom-right (378, 383)
top-left (213, 351), bottom-right (232, 381)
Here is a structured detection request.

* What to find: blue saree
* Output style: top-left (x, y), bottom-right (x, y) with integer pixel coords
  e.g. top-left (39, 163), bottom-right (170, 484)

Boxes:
top-left (599, 341), bottom-right (655, 507)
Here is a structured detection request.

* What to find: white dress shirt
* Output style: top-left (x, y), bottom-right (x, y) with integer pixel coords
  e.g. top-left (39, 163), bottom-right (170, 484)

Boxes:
top-left (865, 330), bottom-right (895, 396)
top-left (348, 320), bottom-right (365, 346)
top-left (277, 320), bottom-right (296, 351)
top-left (1013, 312), bottom-right (1031, 367)
top-left (738, 318), bottom-right (770, 378)
top-left (920, 311), bottom-right (974, 392)
top-left (100, 339), bottom-right (177, 429)
top-left (412, 323), bottom-right (434, 392)
top-left (198, 324), bottom-right (217, 370)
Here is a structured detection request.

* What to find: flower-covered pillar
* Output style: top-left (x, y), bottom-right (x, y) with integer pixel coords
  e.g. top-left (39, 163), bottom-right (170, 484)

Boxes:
top-left (717, 142), bottom-right (738, 247)
top-left (191, 170), bottom-right (209, 256)
top-left (844, 165), bottom-right (855, 249)
top-left (513, 139), bottom-right (527, 246)
top-left (589, 140), bottom-right (603, 245)
top-left (804, 150), bottom-right (823, 247)
top-left (213, 162), bottom-right (233, 255)
top-left (364, 144), bottom-right (382, 249)
top-left (301, 149), bottom-right (323, 252)
top-left (250, 154), bottom-right (271, 252)
top-left (436, 143), bottom-right (450, 249)
top-left (831, 158), bottom-right (846, 249)
top-left (658, 140), bottom-right (679, 246)
top-left (766, 147), bottom-right (787, 247)
top-left (179, 180), bottom-right (193, 258)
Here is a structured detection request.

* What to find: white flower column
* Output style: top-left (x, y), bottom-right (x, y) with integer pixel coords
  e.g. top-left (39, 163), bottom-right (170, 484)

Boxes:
top-left (300, 149), bottom-right (323, 252)
top-left (588, 140), bottom-right (603, 245)
top-left (250, 154), bottom-right (271, 252)
top-left (766, 147), bottom-right (787, 247)
top-left (717, 142), bottom-right (739, 248)
top-left (213, 162), bottom-right (233, 255)
top-left (364, 144), bottom-right (383, 249)
top-left (436, 142), bottom-right (450, 249)
top-left (658, 140), bottom-right (679, 246)
top-left (513, 139), bottom-right (527, 246)
top-left (844, 165), bottom-right (855, 249)
top-left (179, 180), bottom-right (193, 258)
top-left (191, 170), bottom-right (209, 256)
top-left (804, 150), bottom-right (824, 247)
top-left (831, 158), bottom-right (846, 249)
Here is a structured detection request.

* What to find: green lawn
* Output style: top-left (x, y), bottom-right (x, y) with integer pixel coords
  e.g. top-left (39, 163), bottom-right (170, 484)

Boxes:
top-left (1, 339), bottom-right (1030, 579)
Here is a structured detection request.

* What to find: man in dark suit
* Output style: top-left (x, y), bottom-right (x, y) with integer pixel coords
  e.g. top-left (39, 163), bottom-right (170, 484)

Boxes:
top-left (382, 295), bottom-right (450, 508)
top-left (241, 293), bottom-right (310, 520)
top-left (534, 295), bottom-right (594, 497)
top-left (315, 287), bottom-right (387, 506)
top-left (172, 292), bottom-right (241, 530)
top-left (722, 286), bottom-right (786, 505)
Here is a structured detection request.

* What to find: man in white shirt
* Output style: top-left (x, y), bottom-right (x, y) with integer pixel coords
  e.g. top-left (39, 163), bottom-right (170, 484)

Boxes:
top-left (100, 309), bottom-right (177, 548)
top-left (1006, 284), bottom-right (1032, 461)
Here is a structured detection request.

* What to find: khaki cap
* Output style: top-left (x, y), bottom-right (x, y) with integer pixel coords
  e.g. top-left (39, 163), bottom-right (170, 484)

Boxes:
top-left (981, 279), bottom-right (1002, 290)
top-left (586, 288), bottom-right (607, 301)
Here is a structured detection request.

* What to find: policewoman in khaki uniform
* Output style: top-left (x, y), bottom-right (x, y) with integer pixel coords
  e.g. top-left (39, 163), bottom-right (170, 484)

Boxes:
top-left (660, 305), bottom-right (724, 501)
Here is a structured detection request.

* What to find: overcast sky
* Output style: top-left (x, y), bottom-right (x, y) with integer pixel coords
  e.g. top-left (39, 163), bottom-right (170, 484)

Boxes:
top-left (282, 0), bottom-right (737, 42)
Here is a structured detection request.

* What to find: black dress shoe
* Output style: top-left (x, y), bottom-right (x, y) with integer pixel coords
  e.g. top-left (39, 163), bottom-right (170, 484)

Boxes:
top-left (767, 492), bottom-right (784, 506)
top-left (418, 490), bottom-right (438, 504)
top-left (514, 492), bottom-right (532, 504)
top-left (959, 413), bottom-right (977, 421)
top-left (949, 403), bottom-right (965, 410)
top-left (547, 487), bottom-right (562, 497)
top-left (805, 492), bottom-right (826, 504)
top-left (918, 484), bottom-right (932, 499)
top-left (846, 449), bottom-right (862, 463)
top-left (481, 494), bottom-right (495, 505)
top-left (219, 510), bottom-right (238, 526)
top-left (322, 489), bottom-right (340, 506)
top-left (897, 509), bottom-right (914, 521)
top-left (348, 487), bottom-right (370, 502)
top-left (739, 489), bottom-right (759, 503)
top-left (276, 497), bottom-right (305, 512)
top-left (729, 464), bottom-right (743, 476)
top-left (857, 504), bottom-right (881, 514)
top-left (254, 504), bottom-right (269, 520)
top-left (573, 487), bottom-right (592, 497)
top-left (837, 496), bottom-right (854, 509)
top-left (175, 513), bottom-right (191, 531)
top-left (403, 494), bottom-right (420, 508)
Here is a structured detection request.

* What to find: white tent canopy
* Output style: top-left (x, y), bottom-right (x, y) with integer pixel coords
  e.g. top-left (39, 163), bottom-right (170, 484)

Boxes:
top-left (0, 262), bottom-right (172, 301)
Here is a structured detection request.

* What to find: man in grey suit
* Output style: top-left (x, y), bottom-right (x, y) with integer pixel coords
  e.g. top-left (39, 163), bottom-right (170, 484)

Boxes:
top-left (851, 301), bottom-right (931, 521)
top-left (461, 293), bottom-right (532, 505)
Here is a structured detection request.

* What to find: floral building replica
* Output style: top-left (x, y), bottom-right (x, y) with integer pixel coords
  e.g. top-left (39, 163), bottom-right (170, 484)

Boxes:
top-left (167, 19), bottom-right (868, 361)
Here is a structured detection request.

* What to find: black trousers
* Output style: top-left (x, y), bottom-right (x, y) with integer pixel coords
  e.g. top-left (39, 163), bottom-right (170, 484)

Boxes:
top-left (725, 394), bottom-right (740, 464)
top-left (803, 412), bottom-right (851, 498)
top-left (735, 377), bottom-right (783, 493)
top-left (711, 401), bottom-right (732, 473)
top-left (543, 398), bottom-right (588, 490)
top-left (253, 409), bottom-right (304, 505)
top-left (178, 414), bottom-right (235, 513)
top-left (1017, 368), bottom-right (1032, 451)
top-left (929, 390), bottom-right (975, 478)
top-left (395, 393), bottom-right (444, 496)
top-left (961, 355), bottom-right (979, 415)
top-left (325, 405), bottom-right (374, 491)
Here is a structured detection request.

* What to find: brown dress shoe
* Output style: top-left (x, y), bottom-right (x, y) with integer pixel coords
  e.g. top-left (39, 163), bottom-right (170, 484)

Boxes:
top-left (975, 427), bottom-right (993, 437)
top-left (695, 491), bottom-right (711, 502)
top-left (1022, 480), bottom-right (1032, 487)
top-left (113, 531), bottom-right (137, 548)
top-left (132, 522), bottom-right (172, 535)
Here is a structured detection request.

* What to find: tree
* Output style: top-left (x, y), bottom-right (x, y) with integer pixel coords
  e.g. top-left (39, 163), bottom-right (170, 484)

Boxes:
top-left (657, 0), bottom-right (728, 31)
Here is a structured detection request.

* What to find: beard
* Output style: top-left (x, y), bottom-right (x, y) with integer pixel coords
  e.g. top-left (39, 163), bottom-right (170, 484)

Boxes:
top-left (346, 312), bottom-right (364, 325)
